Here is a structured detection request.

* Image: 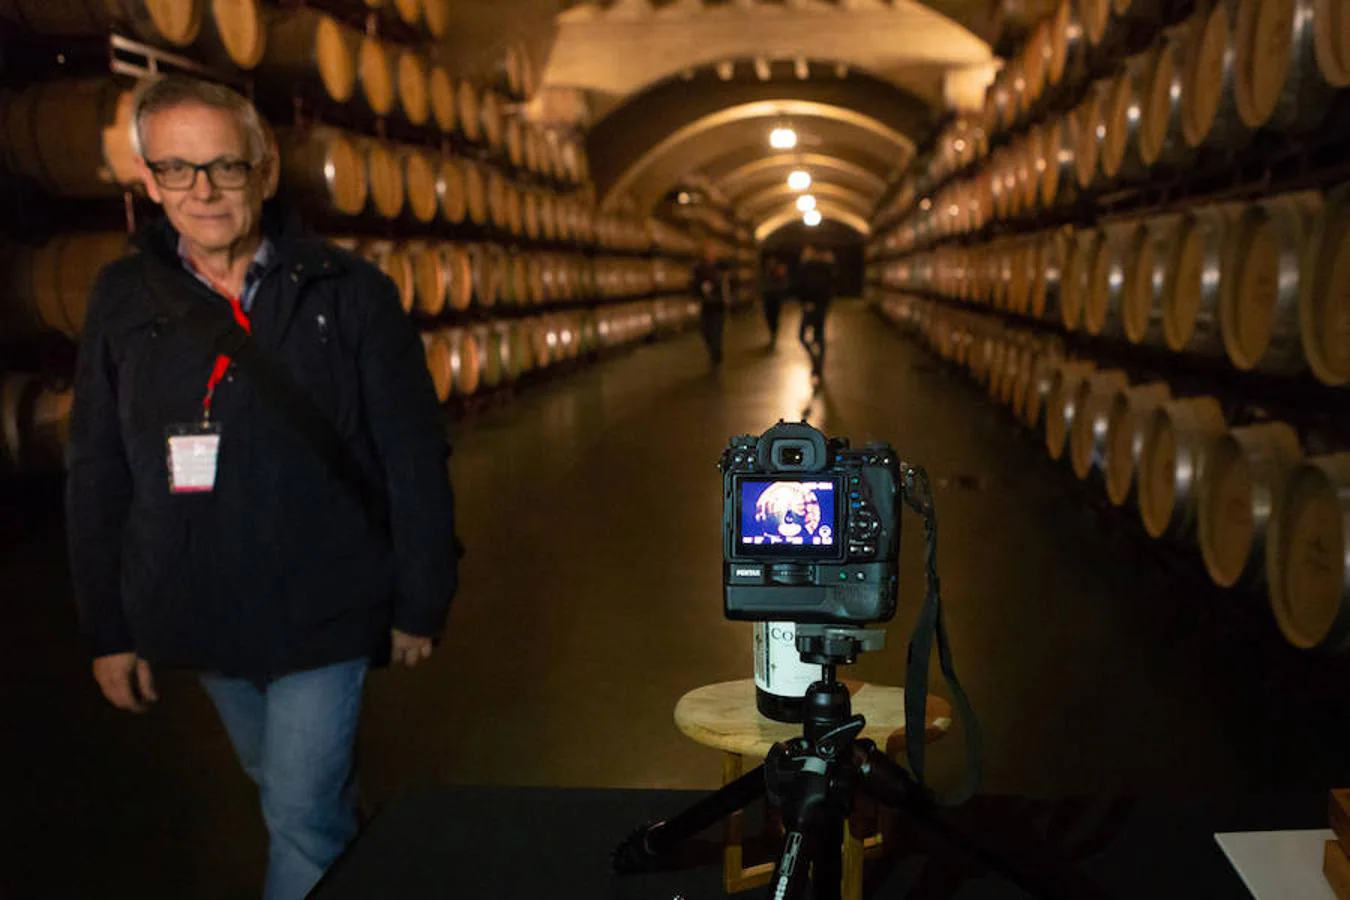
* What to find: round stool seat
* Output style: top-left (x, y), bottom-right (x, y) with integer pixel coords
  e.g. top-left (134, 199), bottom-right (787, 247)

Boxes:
top-left (675, 678), bottom-right (953, 758)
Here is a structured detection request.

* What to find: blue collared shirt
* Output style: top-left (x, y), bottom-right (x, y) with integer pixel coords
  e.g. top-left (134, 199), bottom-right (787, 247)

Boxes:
top-left (178, 236), bottom-right (275, 314)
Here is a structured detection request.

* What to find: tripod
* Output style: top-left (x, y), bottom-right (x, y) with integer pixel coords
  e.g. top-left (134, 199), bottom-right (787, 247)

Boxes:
top-left (614, 628), bottom-right (1100, 900)
top-left (614, 628), bottom-right (928, 900)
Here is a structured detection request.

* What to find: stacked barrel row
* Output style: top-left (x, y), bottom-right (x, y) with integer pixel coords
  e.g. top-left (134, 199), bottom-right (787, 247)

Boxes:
top-left (872, 183), bottom-right (1350, 388)
top-left (412, 298), bottom-right (700, 405)
top-left (0, 1), bottom-right (584, 184)
top-left (873, 292), bottom-right (1350, 654)
top-left (874, 0), bottom-right (1350, 245)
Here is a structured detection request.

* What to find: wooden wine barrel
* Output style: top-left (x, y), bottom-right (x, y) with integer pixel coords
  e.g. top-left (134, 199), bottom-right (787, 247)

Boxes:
top-left (506, 255), bottom-right (529, 307)
top-left (1019, 21), bottom-right (1053, 118)
top-left (1045, 360), bottom-right (1097, 460)
top-left (1138, 26), bottom-right (1195, 169)
top-left (362, 139), bottom-right (405, 219)
top-left (1138, 396), bottom-right (1226, 540)
top-left (390, 0), bottom-right (420, 29)
top-left (508, 320), bottom-right (535, 373)
top-left (1162, 203), bottom-right (1242, 354)
top-left (196, 0), bottom-right (267, 70)
top-left (400, 146), bottom-right (438, 223)
top-left (1100, 50), bottom-right (1153, 183)
top-left (523, 190), bottom-right (541, 240)
top-left (436, 156), bottom-right (466, 224)
top-left (1182, 0), bottom-right (1252, 150)
top-left (480, 90), bottom-right (504, 152)
top-left (0, 231), bottom-right (130, 339)
top-left (3, 0), bottom-right (202, 45)
top-left (1069, 369), bottom-right (1130, 479)
top-left (1301, 181), bottom-right (1350, 386)
top-left (1047, 0), bottom-right (1090, 88)
top-left (421, 0), bottom-right (449, 40)
top-left (1030, 227), bottom-right (1073, 321)
top-left (527, 316), bottom-right (553, 368)
top-left (1037, 116), bottom-right (1077, 209)
top-left (486, 170), bottom-right (508, 231)
top-left (354, 35), bottom-right (396, 117)
top-left (506, 118), bottom-right (525, 170)
top-left (474, 326), bottom-right (504, 389)
top-left (277, 126), bottom-right (368, 217)
top-left (421, 331), bottom-right (453, 403)
top-left (395, 48), bottom-right (429, 127)
top-left (428, 66), bottom-right (456, 134)
top-left (1073, 81), bottom-right (1111, 190)
top-left (1199, 421), bottom-right (1303, 588)
top-left (447, 328), bottom-right (481, 395)
top-left (1234, 0), bottom-right (1333, 132)
top-left (0, 78), bottom-right (138, 197)
top-left (463, 162), bottom-right (488, 225)
top-left (359, 240), bottom-right (415, 313)
top-left (407, 242), bottom-right (446, 317)
top-left (538, 192), bottom-right (558, 241)
top-left (495, 323), bottom-right (521, 381)
top-left (527, 256), bottom-right (546, 305)
top-left (1103, 381), bottom-right (1172, 506)
top-left (523, 126), bottom-right (542, 174)
top-left (1121, 216), bottom-right (1173, 345)
top-left (260, 8), bottom-right (356, 105)
top-left (1079, 0), bottom-right (1113, 49)
top-left (505, 184), bottom-right (524, 238)
top-left (1266, 453), bottom-right (1350, 651)
top-left (1082, 225), bottom-right (1127, 337)
top-left (1022, 353), bottom-right (1060, 428)
top-left (468, 244), bottom-right (499, 308)
top-left (1220, 191), bottom-right (1322, 373)
top-left (457, 80), bottom-right (481, 142)
top-left (501, 44), bottom-right (525, 98)
top-left (439, 244), bottom-right (472, 312)
top-left (0, 375), bottom-right (72, 475)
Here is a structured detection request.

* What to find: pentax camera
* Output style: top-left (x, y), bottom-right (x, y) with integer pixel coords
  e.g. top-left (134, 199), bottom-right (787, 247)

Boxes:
top-left (721, 421), bottom-right (900, 625)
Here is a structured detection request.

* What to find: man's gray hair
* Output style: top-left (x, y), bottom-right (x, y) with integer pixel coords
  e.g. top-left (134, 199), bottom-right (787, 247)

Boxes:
top-left (130, 75), bottom-right (270, 161)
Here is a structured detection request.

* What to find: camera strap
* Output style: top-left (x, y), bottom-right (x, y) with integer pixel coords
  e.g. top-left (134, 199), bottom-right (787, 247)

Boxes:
top-left (902, 463), bottom-right (982, 806)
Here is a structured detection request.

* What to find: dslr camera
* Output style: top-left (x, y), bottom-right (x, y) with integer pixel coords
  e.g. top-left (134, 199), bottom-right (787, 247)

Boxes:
top-left (721, 421), bottom-right (900, 625)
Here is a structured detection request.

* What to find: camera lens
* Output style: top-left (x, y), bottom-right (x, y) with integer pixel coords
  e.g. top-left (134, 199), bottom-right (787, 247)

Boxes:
top-left (780, 447), bottom-right (805, 466)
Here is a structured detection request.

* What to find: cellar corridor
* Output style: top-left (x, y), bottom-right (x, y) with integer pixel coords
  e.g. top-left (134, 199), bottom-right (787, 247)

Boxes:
top-left (3, 305), bottom-right (1348, 898)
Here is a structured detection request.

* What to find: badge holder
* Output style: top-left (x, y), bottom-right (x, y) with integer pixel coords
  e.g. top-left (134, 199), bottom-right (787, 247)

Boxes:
top-left (166, 420), bottom-right (222, 494)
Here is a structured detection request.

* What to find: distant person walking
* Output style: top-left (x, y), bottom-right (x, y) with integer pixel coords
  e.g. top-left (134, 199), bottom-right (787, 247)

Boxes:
top-left (761, 255), bottom-right (790, 348)
top-left (796, 245), bottom-right (836, 383)
top-left (692, 242), bottom-right (729, 367)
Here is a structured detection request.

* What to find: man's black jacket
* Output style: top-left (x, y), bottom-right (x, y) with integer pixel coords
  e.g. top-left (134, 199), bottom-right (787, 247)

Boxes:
top-left (66, 206), bottom-right (459, 677)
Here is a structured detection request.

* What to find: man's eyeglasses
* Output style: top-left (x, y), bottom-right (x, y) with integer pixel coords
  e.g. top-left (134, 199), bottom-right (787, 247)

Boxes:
top-left (145, 157), bottom-right (256, 190)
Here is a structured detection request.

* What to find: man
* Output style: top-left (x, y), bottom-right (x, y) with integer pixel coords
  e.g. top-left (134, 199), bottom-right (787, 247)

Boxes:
top-left (692, 241), bottom-right (729, 367)
top-left (795, 245), bottom-right (836, 384)
top-left (66, 76), bottom-right (459, 900)
top-left (761, 255), bottom-right (790, 348)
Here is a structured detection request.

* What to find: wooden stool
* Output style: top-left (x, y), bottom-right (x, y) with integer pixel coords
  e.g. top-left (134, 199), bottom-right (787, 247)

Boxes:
top-left (674, 678), bottom-right (952, 899)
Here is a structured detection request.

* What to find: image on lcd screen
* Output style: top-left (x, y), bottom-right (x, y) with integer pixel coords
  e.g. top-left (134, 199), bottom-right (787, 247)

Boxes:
top-left (739, 480), bottom-right (837, 549)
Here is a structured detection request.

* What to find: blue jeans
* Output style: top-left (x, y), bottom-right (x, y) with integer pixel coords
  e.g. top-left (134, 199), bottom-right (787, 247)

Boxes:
top-left (201, 658), bottom-right (368, 900)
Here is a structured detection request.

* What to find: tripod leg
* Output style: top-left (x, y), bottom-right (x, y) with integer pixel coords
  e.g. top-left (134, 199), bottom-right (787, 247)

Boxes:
top-left (613, 763), bottom-right (767, 873)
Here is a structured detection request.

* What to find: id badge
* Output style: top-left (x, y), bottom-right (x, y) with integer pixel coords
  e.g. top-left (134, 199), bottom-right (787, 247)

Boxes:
top-left (166, 423), bottom-right (222, 494)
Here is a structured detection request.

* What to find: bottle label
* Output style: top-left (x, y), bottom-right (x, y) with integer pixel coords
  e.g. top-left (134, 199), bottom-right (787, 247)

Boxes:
top-left (753, 621), bottom-right (823, 697)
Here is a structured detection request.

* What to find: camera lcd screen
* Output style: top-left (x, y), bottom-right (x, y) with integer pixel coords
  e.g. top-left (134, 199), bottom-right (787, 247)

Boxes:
top-left (737, 478), bottom-right (840, 556)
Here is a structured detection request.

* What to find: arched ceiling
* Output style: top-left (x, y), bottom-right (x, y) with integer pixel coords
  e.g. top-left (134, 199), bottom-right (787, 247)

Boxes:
top-left (755, 204), bottom-right (871, 241)
top-left (522, 0), bottom-right (1044, 242)
top-left (549, 0), bottom-right (994, 100)
top-left (602, 99), bottom-right (914, 213)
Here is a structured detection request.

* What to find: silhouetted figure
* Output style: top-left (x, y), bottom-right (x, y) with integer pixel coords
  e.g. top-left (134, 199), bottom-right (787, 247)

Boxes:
top-left (761, 255), bottom-right (790, 348)
top-left (796, 245), bottom-right (836, 383)
top-left (692, 243), bottom-right (729, 366)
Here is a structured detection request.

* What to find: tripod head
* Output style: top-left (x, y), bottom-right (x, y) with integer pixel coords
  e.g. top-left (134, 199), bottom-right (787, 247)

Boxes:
top-left (795, 625), bottom-right (886, 669)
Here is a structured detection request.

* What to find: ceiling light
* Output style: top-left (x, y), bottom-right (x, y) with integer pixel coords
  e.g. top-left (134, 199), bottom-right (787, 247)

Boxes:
top-left (787, 170), bottom-right (811, 191)
top-left (803, 209), bottom-right (823, 226)
top-left (677, 191), bottom-right (691, 205)
top-left (796, 194), bottom-right (816, 212)
top-left (769, 127), bottom-right (797, 150)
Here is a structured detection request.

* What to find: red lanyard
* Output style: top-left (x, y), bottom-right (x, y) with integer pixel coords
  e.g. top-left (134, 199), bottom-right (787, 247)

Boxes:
top-left (186, 260), bottom-right (253, 421)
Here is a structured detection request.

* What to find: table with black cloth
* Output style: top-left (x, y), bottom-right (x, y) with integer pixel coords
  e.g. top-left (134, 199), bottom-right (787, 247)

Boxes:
top-left (311, 784), bottom-right (1327, 900)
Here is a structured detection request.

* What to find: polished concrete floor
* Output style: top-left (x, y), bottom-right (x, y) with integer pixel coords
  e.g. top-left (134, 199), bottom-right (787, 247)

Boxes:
top-left (4, 302), bottom-right (1349, 898)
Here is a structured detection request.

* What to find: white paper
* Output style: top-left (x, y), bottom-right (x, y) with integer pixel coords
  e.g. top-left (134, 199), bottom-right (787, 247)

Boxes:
top-left (1214, 829), bottom-right (1337, 900)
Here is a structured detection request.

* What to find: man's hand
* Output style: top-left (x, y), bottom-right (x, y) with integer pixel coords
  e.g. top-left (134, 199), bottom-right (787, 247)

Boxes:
top-left (391, 628), bottom-right (434, 667)
top-left (92, 652), bottom-right (157, 713)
